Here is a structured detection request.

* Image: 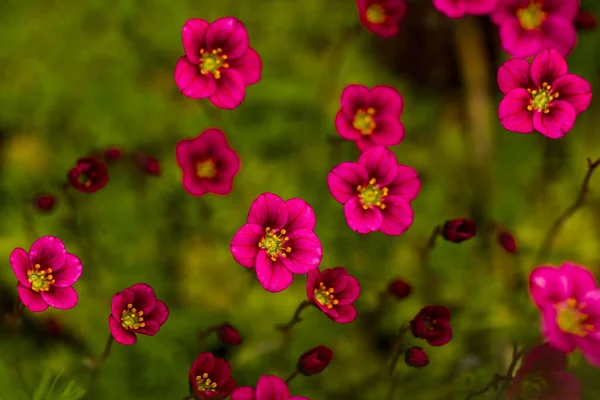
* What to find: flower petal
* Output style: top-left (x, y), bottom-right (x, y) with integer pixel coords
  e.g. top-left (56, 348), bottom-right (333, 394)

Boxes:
top-left (387, 165), bottom-right (421, 201)
top-left (17, 282), bottom-right (48, 312)
top-left (540, 17), bottom-right (577, 58)
top-left (130, 283), bottom-right (158, 315)
top-left (205, 17), bottom-right (250, 60)
top-left (529, 266), bottom-right (569, 308)
top-left (519, 343), bottom-right (567, 375)
top-left (540, 307), bottom-right (576, 353)
top-left (551, 74), bottom-right (592, 114)
top-left (109, 316), bottom-right (137, 345)
top-left (228, 47), bottom-right (262, 85)
top-left (575, 338), bottom-right (600, 368)
top-left (532, 100), bottom-right (575, 139)
top-left (111, 288), bottom-right (134, 321)
top-left (321, 267), bottom-right (349, 293)
top-left (41, 287), bottom-right (78, 309)
top-left (29, 236), bottom-right (67, 271)
top-left (211, 358), bottom-right (232, 387)
top-left (546, 371), bottom-right (582, 400)
top-left (285, 198), bottom-right (316, 231)
top-left (336, 276), bottom-right (360, 305)
top-left (255, 252), bottom-right (294, 293)
top-left (191, 352), bottom-right (216, 378)
top-left (333, 305), bottom-right (358, 324)
top-left (135, 320), bottom-right (160, 336)
top-left (380, 195), bottom-right (414, 236)
top-left (248, 193), bottom-right (289, 229)
top-left (497, 58), bottom-right (533, 94)
top-left (327, 162), bottom-right (368, 204)
top-left (175, 57), bottom-right (216, 99)
top-left (357, 147), bottom-right (399, 186)
top-left (182, 19), bottom-right (209, 64)
top-left (498, 88), bottom-right (534, 133)
top-left (370, 85), bottom-right (403, 116)
top-left (208, 68), bottom-right (247, 109)
top-left (499, 20), bottom-right (543, 58)
top-left (255, 375), bottom-right (290, 400)
top-left (53, 254), bottom-right (82, 287)
top-left (531, 48), bottom-right (568, 88)
top-left (230, 224), bottom-right (263, 268)
top-left (343, 197), bottom-right (383, 234)
top-left (281, 230), bottom-right (322, 274)
top-left (149, 300), bottom-right (169, 326)
top-left (10, 248), bottom-right (30, 287)
top-left (356, 117), bottom-right (404, 151)
top-left (231, 387), bottom-right (255, 400)
top-left (340, 85), bottom-right (370, 119)
top-left (334, 110), bottom-right (361, 140)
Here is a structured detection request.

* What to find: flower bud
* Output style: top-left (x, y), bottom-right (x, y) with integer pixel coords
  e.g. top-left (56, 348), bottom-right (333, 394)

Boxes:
top-left (136, 154), bottom-right (160, 176)
top-left (405, 346), bottom-right (429, 368)
top-left (387, 279), bottom-right (412, 300)
top-left (497, 231), bottom-right (517, 254)
top-left (575, 10), bottom-right (596, 31)
top-left (297, 345), bottom-right (333, 376)
top-left (33, 193), bottom-right (56, 212)
top-left (215, 323), bottom-right (242, 346)
top-left (103, 147), bottom-right (123, 162)
top-left (442, 218), bottom-right (476, 243)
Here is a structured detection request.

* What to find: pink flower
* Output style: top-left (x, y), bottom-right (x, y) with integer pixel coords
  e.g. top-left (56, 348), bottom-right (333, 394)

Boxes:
top-left (10, 236), bottom-right (82, 312)
top-left (306, 267), bottom-right (360, 324)
top-left (230, 193), bottom-right (323, 293)
top-left (433, 0), bottom-right (498, 18)
top-left (175, 18), bottom-right (262, 109)
top-left (108, 283), bottom-right (169, 345)
top-left (506, 343), bottom-right (581, 400)
top-left (529, 262), bottom-right (600, 367)
top-left (497, 48), bottom-right (592, 139)
top-left (490, 0), bottom-right (579, 57)
top-left (335, 85), bottom-right (405, 151)
top-left (176, 128), bottom-right (240, 196)
top-left (356, 0), bottom-right (407, 37)
top-left (188, 352), bottom-right (237, 400)
top-left (231, 375), bottom-right (309, 400)
top-left (327, 147), bottom-right (420, 235)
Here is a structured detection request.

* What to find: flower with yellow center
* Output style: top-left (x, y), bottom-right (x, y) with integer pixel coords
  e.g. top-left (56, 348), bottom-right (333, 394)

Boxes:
top-left (366, 4), bottom-right (387, 24)
top-left (352, 107), bottom-right (377, 135)
top-left (196, 372), bottom-right (218, 392)
top-left (516, 0), bottom-right (547, 30)
top-left (199, 48), bottom-right (230, 79)
top-left (258, 227), bottom-right (292, 262)
top-left (27, 263), bottom-right (55, 292)
top-left (314, 282), bottom-right (339, 309)
top-left (196, 159), bottom-right (217, 178)
top-left (120, 303), bottom-right (146, 330)
top-left (555, 298), bottom-right (594, 337)
top-left (527, 82), bottom-right (559, 114)
top-left (357, 178), bottom-right (388, 210)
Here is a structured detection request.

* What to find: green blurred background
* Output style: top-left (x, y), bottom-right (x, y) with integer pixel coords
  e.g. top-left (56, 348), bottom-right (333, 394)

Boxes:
top-left (2, 0), bottom-right (600, 399)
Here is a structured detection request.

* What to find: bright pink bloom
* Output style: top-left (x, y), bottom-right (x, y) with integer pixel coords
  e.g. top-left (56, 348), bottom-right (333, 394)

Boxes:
top-left (230, 193), bottom-right (323, 293)
top-left (410, 305), bottom-right (452, 346)
top-left (356, 0), bottom-right (407, 37)
top-left (307, 267), bottom-right (361, 324)
top-left (335, 85), bottom-right (405, 151)
top-left (108, 283), bottom-right (169, 345)
top-left (490, 0), bottom-right (579, 57)
top-left (497, 48), bottom-right (592, 139)
top-left (175, 18), bottom-right (262, 109)
top-left (231, 375), bottom-right (309, 400)
top-left (10, 236), bottom-right (82, 312)
top-left (188, 352), bottom-right (237, 400)
top-left (506, 343), bottom-right (581, 400)
top-left (175, 129), bottom-right (240, 196)
top-left (327, 147), bottom-right (420, 235)
top-left (433, 0), bottom-right (498, 18)
top-left (529, 262), bottom-right (600, 367)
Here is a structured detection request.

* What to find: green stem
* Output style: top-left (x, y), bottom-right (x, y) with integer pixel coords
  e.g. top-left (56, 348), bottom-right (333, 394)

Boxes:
top-left (275, 301), bottom-right (312, 333)
top-left (285, 370), bottom-right (299, 384)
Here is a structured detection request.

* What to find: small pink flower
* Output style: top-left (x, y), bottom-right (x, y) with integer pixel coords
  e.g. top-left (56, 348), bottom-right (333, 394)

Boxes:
top-left (335, 85), bottom-right (405, 151)
top-left (529, 262), bottom-right (600, 367)
top-left (433, 0), bottom-right (498, 18)
top-left (108, 283), bottom-right (169, 345)
top-left (327, 147), bottom-right (420, 235)
top-left (176, 128), bottom-right (240, 196)
top-left (231, 375), bottom-right (309, 400)
top-left (189, 352), bottom-right (237, 400)
top-left (410, 305), bottom-right (452, 346)
top-left (491, 0), bottom-right (579, 57)
top-left (356, 0), bottom-right (407, 37)
top-left (230, 193), bottom-right (323, 293)
top-left (175, 18), bottom-right (262, 109)
top-left (498, 48), bottom-right (592, 139)
top-left (10, 236), bottom-right (82, 312)
top-left (506, 343), bottom-right (581, 400)
top-left (306, 267), bottom-right (361, 324)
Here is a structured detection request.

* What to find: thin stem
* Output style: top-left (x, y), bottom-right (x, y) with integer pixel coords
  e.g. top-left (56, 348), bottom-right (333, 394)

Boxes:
top-left (100, 335), bottom-right (114, 362)
top-left (418, 225), bottom-right (442, 304)
top-left (285, 370), bottom-right (299, 384)
top-left (275, 301), bottom-right (312, 332)
top-left (387, 326), bottom-right (410, 376)
top-left (534, 157), bottom-right (600, 265)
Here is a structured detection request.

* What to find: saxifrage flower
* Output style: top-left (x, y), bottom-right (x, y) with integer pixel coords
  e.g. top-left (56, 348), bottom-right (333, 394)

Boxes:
top-left (10, 236), bottom-right (82, 312)
top-left (433, 0), bottom-right (498, 19)
top-left (175, 18), bottom-right (262, 109)
top-left (189, 352), bottom-right (237, 400)
top-left (176, 128), bottom-right (241, 196)
top-left (231, 376), bottom-right (308, 400)
top-left (335, 84), bottom-right (405, 151)
top-left (108, 283), bottom-right (169, 345)
top-left (327, 147), bottom-right (420, 235)
top-left (498, 48), bottom-right (591, 139)
top-left (307, 267), bottom-right (360, 324)
top-left (297, 346), bottom-right (333, 376)
top-left (410, 305), bottom-right (452, 346)
top-left (356, 0), bottom-right (407, 37)
top-left (68, 156), bottom-right (109, 193)
top-left (230, 193), bottom-right (323, 292)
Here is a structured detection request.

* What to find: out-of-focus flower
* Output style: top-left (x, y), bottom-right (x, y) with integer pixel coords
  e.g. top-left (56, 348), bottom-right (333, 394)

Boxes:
top-left (297, 345), bottom-right (333, 376)
top-left (33, 193), bottom-right (57, 212)
top-left (410, 305), bottom-right (452, 346)
top-left (433, 0), bottom-right (498, 18)
top-left (356, 0), bottom-right (407, 37)
top-left (215, 323), bottom-right (242, 346)
top-left (498, 230), bottom-right (518, 253)
top-left (575, 9), bottom-right (596, 30)
top-left (231, 375), bottom-right (309, 400)
top-left (68, 156), bottom-right (109, 193)
top-left (405, 346), bottom-right (429, 368)
top-left (388, 278), bottom-right (412, 300)
top-left (441, 218), bottom-right (476, 243)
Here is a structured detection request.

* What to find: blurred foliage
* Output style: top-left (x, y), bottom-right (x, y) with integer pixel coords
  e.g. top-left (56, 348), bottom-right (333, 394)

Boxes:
top-left (2, 0), bottom-right (600, 399)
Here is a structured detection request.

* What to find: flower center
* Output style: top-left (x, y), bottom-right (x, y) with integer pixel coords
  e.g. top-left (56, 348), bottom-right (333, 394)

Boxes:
top-left (313, 282), bottom-right (339, 309)
top-left (196, 159), bottom-right (217, 178)
top-left (196, 372), bottom-right (218, 392)
top-left (366, 4), bottom-right (387, 24)
top-left (519, 371), bottom-right (548, 400)
top-left (555, 298), bottom-right (593, 337)
top-left (357, 178), bottom-right (388, 210)
top-left (78, 174), bottom-right (93, 188)
top-left (199, 48), bottom-right (230, 79)
top-left (120, 303), bottom-right (145, 330)
top-left (258, 227), bottom-right (292, 261)
top-left (516, 0), bottom-right (547, 30)
top-left (526, 82), bottom-right (559, 114)
top-left (352, 107), bottom-right (377, 135)
top-left (27, 263), bottom-right (55, 292)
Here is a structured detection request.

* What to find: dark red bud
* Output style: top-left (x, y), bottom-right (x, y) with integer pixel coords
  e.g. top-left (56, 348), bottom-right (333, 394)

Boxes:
top-left (297, 345), bottom-right (333, 376)
top-left (405, 346), bottom-right (429, 368)
top-left (442, 218), bottom-right (477, 243)
top-left (215, 323), bottom-right (242, 346)
top-left (137, 154), bottom-right (160, 176)
top-left (575, 10), bottom-right (596, 30)
top-left (33, 193), bottom-right (56, 212)
top-left (388, 279), bottom-right (412, 300)
top-left (497, 231), bottom-right (517, 254)
top-left (103, 147), bottom-right (123, 162)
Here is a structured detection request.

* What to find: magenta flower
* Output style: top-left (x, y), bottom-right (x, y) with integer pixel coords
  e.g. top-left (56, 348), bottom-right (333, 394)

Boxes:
top-left (230, 193), bottom-right (323, 292)
top-left (10, 236), bottom-right (82, 312)
top-left (306, 267), bottom-right (360, 324)
top-left (490, 0), bottom-right (579, 57)
top-left (108, 283), bottom-right (169, 345)
top-left (68, 156), bottom-right (109, 193)
top-left (188, 352), bottom-right (237, 400)
top-left (327, 147), bottom-right (420, 235)
top-left (356, 0), bottom-right (407, 38)
top-left (530, 262), bottom-right (600, 367)
top-left (231, 376), bottom-right (309, 400)
top-left (498, 48), bottom-right (592, 139)
top-left (410, 305), bottom-right (452, 346)
top-left (335, 85), bottom-right (404, 151)
top-left (433, 0), bottom-right (498, 18)
top-left (175, 18), bottom-right (262, 109)
top-left (176, 128), bottom-right (241, 196)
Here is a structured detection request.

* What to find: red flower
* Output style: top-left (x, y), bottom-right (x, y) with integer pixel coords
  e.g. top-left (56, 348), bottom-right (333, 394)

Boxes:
top-left (410, 305), bottom-right (452, 346)
top-left (188, 352), bottom-right (237, 400)
top-left (215, 323), bottom-right (242, 346)
top-left (387, 278), bottom-right (411, 300)
top-left (33, 193), bottom-right (56, 212)
top-left (306, 267), bottom-right (360, 324)
top-left (356, 0), bottom-right (407, 37)
top-left (297, 346), bottom-right (333, 376)
top-left (68, 156), bottom-right (109, 193)
top-left (405, 346), bottom-right (429, 368)
top-left (498, 230), bottom-right (517, 254)
top-left (441, 218), bottom-right (476, 243)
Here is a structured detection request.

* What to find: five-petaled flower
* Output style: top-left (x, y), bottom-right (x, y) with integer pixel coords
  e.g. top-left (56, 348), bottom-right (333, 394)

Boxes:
top-left (176, 128), bottom-right (241, 196)
top-left (68, 156), bottom-right (109, 193)
top-left (498, 48), bottom-right (592, 139)
top-left (231, 375), bottom-right (309, 400)
top-left (410, 305), bottom-right (453, 346)
top-left (230, 193), bottom-right (323, 293)
top-left (335, 85), bottom-right (405, 151)
top-left (327, 146), bottom-right (420, 235)
top-left (108, 283), bottom-right (169, 345)
top-left (306, 267), bottom-right (360, 323)
top-left (490, 0), bottom-right (579, 57)
top-left (356, 0), bottom-right (407, 37)
top-left (189, 352), bottom-right (237, 400)
top-left (175, 17), bottom-right (262, 109)
top-left (10, 236), bottom-right (82, 312)
top-left (433, 0), bottom-right (498, 19)
top-left (529, 262), bottom-right (600, 367)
